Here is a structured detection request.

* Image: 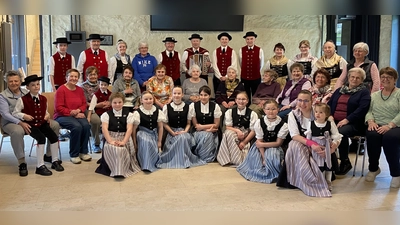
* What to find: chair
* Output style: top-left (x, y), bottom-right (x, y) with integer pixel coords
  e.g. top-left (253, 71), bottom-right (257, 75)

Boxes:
top-left (352, 136), bottom-right (367, 176)
top-left (0, 115), bottom-right (36, 155)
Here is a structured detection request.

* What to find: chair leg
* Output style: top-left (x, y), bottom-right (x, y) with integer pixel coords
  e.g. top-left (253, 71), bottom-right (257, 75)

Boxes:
top-left (29, 139), bottom-right (36, 157)
top-left (353, 137), bottom-right (361, 176)
top-left (88, 137), bottom-right (93, 154)
top-left (58, 141), bottom-right (62, 161)
top-left (361, 138), bottom-right (367, 176)
top-left (0, 136), bottom-right (4, 154)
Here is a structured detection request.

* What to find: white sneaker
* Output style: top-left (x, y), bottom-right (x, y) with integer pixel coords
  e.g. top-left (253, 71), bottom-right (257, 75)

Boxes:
top-left (365, 168), bottom-right (381, 182)
top-left (70, 157), bottom-right (82, 164)
top-left (79, 153), bottom-right (92, 161)
top-left (390, 177), bottom-right (400, 188)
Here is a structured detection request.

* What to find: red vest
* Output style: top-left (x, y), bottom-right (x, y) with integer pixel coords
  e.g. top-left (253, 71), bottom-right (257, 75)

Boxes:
top-left (240, 45), bottom-right (261, 80)
top-left (184, 47), bottom-right (209, 70)
top-left (161, 51), bottom-right (180, 81)
top-left (53, 53), bottom-right (72, 86)
top-left (216, 46), bottom-right (233, 77)
top-left (83, 49), bottom-right (108, 80)
top-left (94, 89), bottom-right (112, 116)
top-left (21, 94), bottom-right (47, 127)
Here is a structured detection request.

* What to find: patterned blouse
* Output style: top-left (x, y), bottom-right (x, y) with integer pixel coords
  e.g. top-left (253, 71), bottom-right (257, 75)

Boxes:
top-left (146, 75), bottom-right (174, 104)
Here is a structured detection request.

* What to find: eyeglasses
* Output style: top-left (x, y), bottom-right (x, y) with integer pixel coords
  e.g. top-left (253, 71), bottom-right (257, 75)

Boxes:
top-left (381, 76), bottom-right (394, 80)
top-left (297, 99), bottom-right (310, 103)
top-left (236, 98), bottom-right (247, 101)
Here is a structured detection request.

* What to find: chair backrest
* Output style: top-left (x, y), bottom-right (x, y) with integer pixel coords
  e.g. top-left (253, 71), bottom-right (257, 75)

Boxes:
top-left (108, 85), bottom-right (113, 92)
top-left (41, 92), bottom-right (55, 119)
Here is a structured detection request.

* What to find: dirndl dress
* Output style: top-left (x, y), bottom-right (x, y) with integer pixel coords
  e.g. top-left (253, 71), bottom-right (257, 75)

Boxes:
top-left (192, 130), bottom-right (219, 163)
top-left (217, 129), bottom-right (250, 166)
top-left (136, 126), bottom-right (161, 172)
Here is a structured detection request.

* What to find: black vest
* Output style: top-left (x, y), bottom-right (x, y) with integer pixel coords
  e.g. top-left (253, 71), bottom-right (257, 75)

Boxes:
top-left (232, 107), bottom-right (251, 129)
top-left (294, 115), bottom-right (307, 137)
top-left (138, 108), bottom-right (159, 130)
top-left (310, 120), bottom-right (331, 137)
top-left (260, 119), bottom-right (285, 142)
top-left (194, 101), bottom-right (215, 125)
top-left (107, 108), bottom-right (130, 132)
top-left (324, 64), bottom-right (342, 79)
top-left (115, 55), bottom-right (131, 74)
top-left (270, 64), bottom-right (289, 77)
top-left (167, 103), bottom-right (189, 129)
top-left (297, 61), bottom-right (312, 75)
top-left (347, 57), bottom-right (374, 91)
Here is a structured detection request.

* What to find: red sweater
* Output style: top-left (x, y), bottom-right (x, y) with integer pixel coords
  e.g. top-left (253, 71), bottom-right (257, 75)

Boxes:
top-left (54, 85), bottom-right (87, 119)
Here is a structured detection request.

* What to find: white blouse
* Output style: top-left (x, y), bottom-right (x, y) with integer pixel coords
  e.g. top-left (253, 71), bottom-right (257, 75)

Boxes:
top-left (100, 109), bottom-right (135, 124)
top-left (132, 105), bottom-right (167, 125)
top-left (162, 102), bottom-right (191, 123)
top-left (254, 116), bottom-right (289, 140)
top-left (224, 107), bottom-right (258, 131)
top-left (188, 101), bottom-right (222, 119)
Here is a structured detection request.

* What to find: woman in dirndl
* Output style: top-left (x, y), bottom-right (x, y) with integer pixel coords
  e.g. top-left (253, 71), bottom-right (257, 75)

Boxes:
top-left (157, 86), bottom-right (206, 169)
top-left (190, 85), bottom-right (222, 162)
top-left (132, 91), bottom-right (166, 172)
top-left (95, 92), bottom-right (141, 178)
top-left (236, 99), bottom-right (289, 183)
top-left (277, 90), bottom-right (332, 197)
top-left (217, 91), bottom-right (258, 166)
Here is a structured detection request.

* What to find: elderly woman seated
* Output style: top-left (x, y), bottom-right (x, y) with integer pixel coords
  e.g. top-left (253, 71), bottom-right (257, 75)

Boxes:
top-left (308, 68), bottom-right (333, 105)
top-left (181, 64), bottom-right (207, 104)
top-left (365, 67), bottom-right (400, 188)
top-left (215, 66), bottom-right (245, 114)
top-left (248, 69), bottom-right (281, 118)
top-left (276, 63), bottom-right (312, 119)
top-left (327, 67), bottom-right (371, 175)
top-left (146, 64), bottom-right (174, 109)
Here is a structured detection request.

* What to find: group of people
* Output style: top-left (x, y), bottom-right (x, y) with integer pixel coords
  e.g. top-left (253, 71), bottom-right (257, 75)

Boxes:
top-left (0, 31), bottom-right (399, 199)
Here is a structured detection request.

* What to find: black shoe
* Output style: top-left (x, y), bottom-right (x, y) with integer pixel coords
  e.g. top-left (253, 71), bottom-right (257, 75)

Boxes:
top-left (43, 154), bottom-right (62, 165)
top-left (35, 165), bottom-right (53, 176)
top-left (336, 160), bottom-right (353, 175)
top-left (51, 161), bottom-right (64, 172)
top-left (19, 163), bottom-right (28, 177)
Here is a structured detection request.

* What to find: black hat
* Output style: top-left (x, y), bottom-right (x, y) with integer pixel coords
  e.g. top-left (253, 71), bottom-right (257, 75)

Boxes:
top-left (188, 33), bottom-right (203, 40)
top-left (162, 37), bottom-right (177, 43)
top-left (52, 37), bottom-right (71, 45)
top-left (98, 76), bottom-right (111, 84)
top-left (217, 32), bottom-right (232, 41)
top-left (86, 34), bottom-right (104, 41)
top-left (22, 74), bottom-right (43, 86)
top-left (243, 31), bottom-right (258, 38)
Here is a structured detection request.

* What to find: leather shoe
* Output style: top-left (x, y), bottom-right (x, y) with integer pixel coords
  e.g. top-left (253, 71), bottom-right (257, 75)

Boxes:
top-left (336, 159), bottom-right (352, 175)
top-left (19, 163), bottom-right (28, 177)
top-left (51, 161), bottom-right (64, 172)
top-left (35, 165), bottom-right (53, 176)
top-left (44, 154), bottom-right (62, 164)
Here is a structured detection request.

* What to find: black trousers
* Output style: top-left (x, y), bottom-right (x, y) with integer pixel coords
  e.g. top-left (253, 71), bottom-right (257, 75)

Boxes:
top-left (241, 78), bottom-right (261, 104)
top-left (29, 123), bottom-right (59, 145)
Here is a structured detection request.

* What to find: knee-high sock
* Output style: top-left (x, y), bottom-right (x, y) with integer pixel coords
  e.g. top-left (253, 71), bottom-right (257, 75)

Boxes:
top-left (50, 142), bottom-right (59, 162)
top-left (46, 141), bottom-right (51, 156)
top-left (36, 144), bottom-right (45, 167)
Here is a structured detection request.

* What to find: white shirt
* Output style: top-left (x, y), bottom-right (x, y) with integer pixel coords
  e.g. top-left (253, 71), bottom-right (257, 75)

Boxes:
top-left (188, 102), bottom-right (222, 119)
top-left (287, 111), bottom-right (311, 137)
top-left (88, 90), bottom-right (109, 111)
top-left (254, 116), bottom-right (289, 140)
top-left (304, 119), bottom-right (342, 145)
top-left (47, 52), bottom-right (76, 77)
top-left (224, 107), bottom-right (258, 130)
top-left (100, 109), bottom-right (135, 124)
top-left (132, 105), bottom-right (167, 125)
top-left (162, 102), bottom-right (191, 123)
top-left (212, 46), bottom-right (238, 79)
top-left (76, 48), bottom-right (110, 84)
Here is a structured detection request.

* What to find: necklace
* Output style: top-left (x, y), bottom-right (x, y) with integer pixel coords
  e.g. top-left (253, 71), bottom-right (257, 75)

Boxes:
top-left (381, 87), bottom-right (396, 101)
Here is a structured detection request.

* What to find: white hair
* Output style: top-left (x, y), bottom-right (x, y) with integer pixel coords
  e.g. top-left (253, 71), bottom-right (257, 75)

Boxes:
top-left (353, 42), bottom-right (369, 55)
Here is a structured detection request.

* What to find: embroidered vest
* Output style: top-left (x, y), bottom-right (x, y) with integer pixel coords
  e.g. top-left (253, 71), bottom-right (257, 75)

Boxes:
top-left (161, 51), bottom-right (181, 81)
top-left (21, 94), bottom-right (47, 127)
top-left (240, 46), bottom-right (261, 80)
top-left (270, 64), bottom-right (289, 77)
top-left (167, 103), bottom-right (189, 129)
top-left (94, 89), bottom-right (112, 116)
top-left (138, 108), bottom-right (159, 130)
top-left (107, 108), bottom-right (130, 132)
top-left (311, 120), bottom-right (331, 137)
top-left (194, 101), bottom-right (215, 125)
top-left (216, 46), bottom-right (233, 77)
top-left (231, 107), bottom-right (251, 129)
top-left (260, 119), bottom-right (285, 142)
top-left (83, 49), bottom-right (108, 80)
top-left (53, 53), bottom-right (72, 86)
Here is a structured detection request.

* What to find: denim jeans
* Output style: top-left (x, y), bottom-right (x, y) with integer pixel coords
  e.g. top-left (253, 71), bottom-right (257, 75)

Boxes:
top-left (55, 116), bottom-right (90, 157)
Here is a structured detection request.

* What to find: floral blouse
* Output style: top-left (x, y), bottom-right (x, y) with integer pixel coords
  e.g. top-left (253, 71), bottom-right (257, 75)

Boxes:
top-left (146, 75), bottom-right (174, 104)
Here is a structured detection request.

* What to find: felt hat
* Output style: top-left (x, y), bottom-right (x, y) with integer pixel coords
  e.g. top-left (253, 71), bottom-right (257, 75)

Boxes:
top-left (243, 31), bottom-right (258, 38)
top-left (22, 74), bottom-right (43, 86)
top-left (86, 34), bottom-right (104, 41)
top-left (217, 32), bottom-right (232, 41)
top-left (98, 76), bottom-right (111, 84)
top-left (188, 33), bottom-right (203, 40)
top-left (162, 37), bottom-right (177, 43)
top-left (52, 37), bottom-right (71, 44)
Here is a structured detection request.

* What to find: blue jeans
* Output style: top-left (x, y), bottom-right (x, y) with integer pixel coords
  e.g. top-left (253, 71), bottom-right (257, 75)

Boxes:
top-left (277, 104), bottom-right (292, 119)
top-left (55, 116), bottom-right (90, 157)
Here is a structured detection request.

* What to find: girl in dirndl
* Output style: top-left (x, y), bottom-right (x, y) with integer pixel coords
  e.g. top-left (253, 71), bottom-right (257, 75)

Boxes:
top-left (95, 92), bottom-right (141, 178)
top-left (157, 86), bottom-right (206, 169)
top-left (217, 92), bottom-right (258, 167)
top-left (190, 85), bottom-right (222, 163)
top-left (237, 99), bottom-right (289, 183)
top-left (132, 91), bottom-right (166, 172)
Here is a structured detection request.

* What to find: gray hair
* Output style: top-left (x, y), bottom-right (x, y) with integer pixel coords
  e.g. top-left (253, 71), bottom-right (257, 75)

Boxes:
top-left (226, 66), bottom-right (237, 75)
top-left (348, 67), bottom-right (366, 80)
top-left (4, 70), bottom-right (23, 83)
top-left (353, 42), bottom-right (369, 55)
top-left (138, 41), bottom-right (148, 49)
top-left (189, 64), bottom-right (202, 75)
